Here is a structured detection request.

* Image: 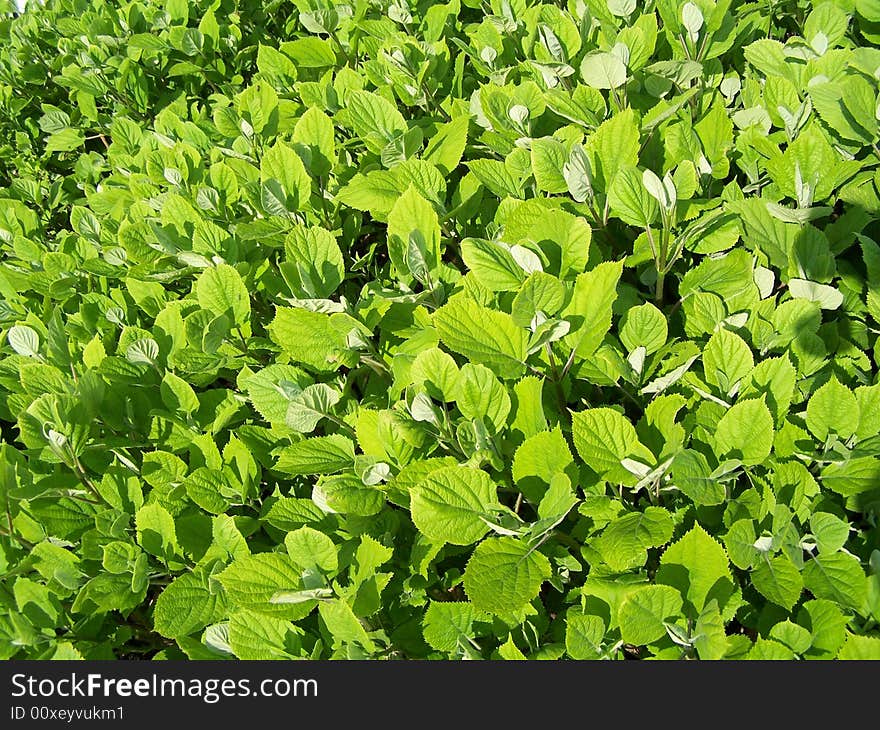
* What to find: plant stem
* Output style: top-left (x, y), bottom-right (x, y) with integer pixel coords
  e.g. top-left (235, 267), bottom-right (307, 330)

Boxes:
top-left (551, 530), bottom-right (580, 550)
top-left (327, 414), bottom-right (357, 438)
top-left (329, 29), bottom-right (353, 66)
top-left (655, 268), bottom-right (666, 304)
top-left (545, 343), bottom-right (568, 415)
top-left (420, 79), bottom-right (450, 121)
top-left (654, 227), bottom-right (669, 304)
top-left (71, 455), bottom-right (108, 506)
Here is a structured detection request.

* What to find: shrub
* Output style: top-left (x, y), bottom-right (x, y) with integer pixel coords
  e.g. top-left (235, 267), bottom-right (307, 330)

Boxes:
top-left (1, 0), bottom-right (879, 660)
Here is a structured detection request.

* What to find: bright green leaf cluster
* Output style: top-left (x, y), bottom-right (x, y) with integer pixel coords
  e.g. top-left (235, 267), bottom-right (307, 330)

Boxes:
top-left (1, 0), bottom-right (879, 661)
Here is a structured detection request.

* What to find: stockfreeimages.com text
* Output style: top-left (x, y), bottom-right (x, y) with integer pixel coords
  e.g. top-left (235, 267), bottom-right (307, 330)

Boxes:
top-left (10, 673), bottom-right (317, 705)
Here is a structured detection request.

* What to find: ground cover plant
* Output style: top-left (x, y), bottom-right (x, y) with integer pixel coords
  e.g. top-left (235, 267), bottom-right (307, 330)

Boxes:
top-left (1, 0), bottom-right (880, 660)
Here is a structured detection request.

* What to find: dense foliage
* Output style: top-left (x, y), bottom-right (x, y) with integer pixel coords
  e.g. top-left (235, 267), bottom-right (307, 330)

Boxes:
top-left (1, 0), bottom-right (880, 660)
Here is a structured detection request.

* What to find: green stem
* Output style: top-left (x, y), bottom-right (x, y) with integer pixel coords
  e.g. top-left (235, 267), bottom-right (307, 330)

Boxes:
top-left (72, 455), bottom-right (109, 506)
top-left (235, 327), bottom-right (249, 353)
top-left (609, 86), bottom-right (622, 114)
top-left (551, 530), bottom-right (580, 551)
top-left (0, 527), bottom-right (33, 549)
top-left (421, 79), bottom-right (450, 121)
top-left (586, 196), bottom-right (603, 227)
top-left (326, 414), bottom-right (357, 438)
top-left (318, 176), bottom-right (333, 228)
top-left (329, 29), bottom-right (353, 66)
top-left (545, 344), bottom-right (568, 416)
top-left (655, 269), bottom-right (666, 304)
top-left (560, 347), bottom-right (578, 378)
top-left (644, 225), bottom-right (658, 261)
top-left (654, 227), bottom-right (669, 304)
top-left (4, 496), bottom-right (14, 540)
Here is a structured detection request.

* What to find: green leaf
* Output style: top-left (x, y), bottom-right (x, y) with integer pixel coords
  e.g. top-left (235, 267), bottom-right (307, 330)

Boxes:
top-left (285, 384), bottom-right (342, 433)
top-left (561, 260), bottom-right (624, 359)
top-left (257, 44), bottom-right (297, 81)
top-left (856, 0), bottom-right (880, 21)
top-left (511, 272), bottom-right (566, 327)
top-left (657, 523), bottom-right (735, 615)
top-left (497, 634), bottom-right (526, 659)
top-left (747, 637), bottom-right (796, 660)
top-left (293, 106), bottom-right (336, 176)
top-left (609, 166), bottom-right (658, 227)
top-left (411, 466), bottom-right (499, 545)
top-left (799, 599), bottom-right (848, 658)
top-left (580, 52), bottom-right (628, 89)
top-left (587, 109), bottom-right (639, 190)
top-left (387, 186), bottom-right (441, 280)
top-left (281, 37), bottom-right (336, 67)
top-left (725, 520), bottom-right (760, 570)
top-left (410, 347), bottom-right (461, 401)
top-left (455, 363), bottom-right (511, 431)
top-left (671, 449), bottom-right (726, 506)
top-left (530, 137), bottom-right (568, 193)
top-left (219, 553), bottom-right (317, 619)
top-left (512, 427), bottom-right (574, 502)
top-left (594, 507), bottom-right (674, 572)
top-left (45, 127), bottom-right (85, 153)
top-left (422, 601), bottom-right (485, 654)
top-left (154, 570), bottom-right (225, 639)
top-left (527, 210), bottom-right (591, 281)
top-left (468, 159), bottom-right (525, 198)
top-left (838, 633), bottom-right (880, 659)
top-left (284, 526), bottom-right (338, 574)
top-left (6, 325), bottom-right (40, 357)
top-left (265, 498), bottom-right (328, 531)
top-left (343, 90), bottom-right (408, 155)
top-left (618, 585), bottom-right (683, 645)
top-left (241, 364), bottom-right (311, 425)
top-left (714, 399), bottom-right (774, 465)
top-left (810, 513), bottom-right (851, 555)
top-left (228, 610), bottom-right (302, 660)
top-left (260, 140), bottom-right (311, 211)
top-left (810, 79), bottom-right (877, 145)
top-left (433, 297), bottom-right (528, 379)
top-left (275, 435), bottom-right (355, 475)
top-left (803, 553), bottom-right (868, 612)
top-left (183, 468), bottom-right (232, 514)
top-left (196, 264), bottom-right (250, 327)
top-left (620, 303), bottom-right (667, 355)
top-left (565, 613), bottom-right (606, 659)
top-left (268, 308), bottom-right (351, 372)
top-left (787, 279), bottom-right (844, 310)
top-left (135, 504), bottom-right (179, 560)
top-left (161, 371), bottom-right (199, 416)
top-left (821, 457), bottom-right (880, 497)
top-left (806, 377), bottom-right (859, 442)
top-left (463, 537), bottom-right (551, 615)
top-left (740, 356), bottom-right (797, 424)
top-left (702, 328), bottom-right (754, 395)
top-left (694, 600), bottom-right (729, 660)
top-left (283, 226), bottom-right (345, 298)
top-left (571, 407), bottom-right (655, 485)
top-left (423, 116), bottom-right (469, 175)
top-left (460, 238), bottom-right (526, 292)
top-left (314, 474), bottom-right (385, 516)
top-left (752, 555), bottom-right (803, 610)
top-left (768, 619), bottom-right (811, 655)
top-left (318, 598), bottom-right (375, 652)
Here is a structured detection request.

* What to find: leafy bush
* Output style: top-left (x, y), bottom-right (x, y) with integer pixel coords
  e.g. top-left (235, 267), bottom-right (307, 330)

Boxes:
top-left (1, 0), bottom-right (880, 660)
